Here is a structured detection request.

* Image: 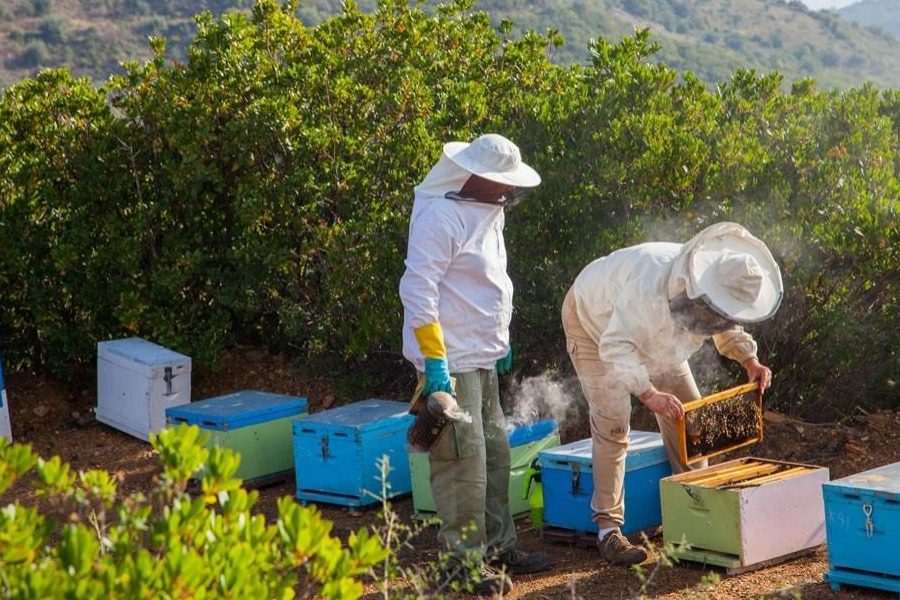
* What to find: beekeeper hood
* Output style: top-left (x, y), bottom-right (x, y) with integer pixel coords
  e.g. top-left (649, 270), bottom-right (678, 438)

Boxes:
top-left (668, 222), bottom-right (783, 324)
top-left (414, 133), bottom-right (541, 201)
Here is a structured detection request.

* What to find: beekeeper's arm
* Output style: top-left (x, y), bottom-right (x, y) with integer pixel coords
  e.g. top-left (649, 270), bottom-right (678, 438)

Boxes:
top-left (399, 212), bottom-right (461, 397)
top-left (598, 304), bottom-right (685, 421)
top-left (713, 328), bottom-right (773, 392)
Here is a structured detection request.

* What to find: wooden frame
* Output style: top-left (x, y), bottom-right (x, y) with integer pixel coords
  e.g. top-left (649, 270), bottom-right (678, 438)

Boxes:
top-left (677, 382), bottom-right (762, 465)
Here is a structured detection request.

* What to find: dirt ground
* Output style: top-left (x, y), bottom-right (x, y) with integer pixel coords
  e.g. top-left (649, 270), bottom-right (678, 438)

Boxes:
top-left (3, 348), bottom-right (899, 599)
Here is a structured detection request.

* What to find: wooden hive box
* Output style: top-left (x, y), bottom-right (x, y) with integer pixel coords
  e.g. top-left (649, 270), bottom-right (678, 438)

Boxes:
top-left (538, 430), bottom-right (672, 536)
top-left (292, 399), bottom-right (414, 508)
top-left (165, 390), bottom-right (308, 485)
top-left (409, 418), bottom-right (560, 518)
top-left (824, 461), bottom-right (900, 596)
top-left (661, 457), bottom-right (829, 573)
top-left (96, 337), bottom-right (191, 441)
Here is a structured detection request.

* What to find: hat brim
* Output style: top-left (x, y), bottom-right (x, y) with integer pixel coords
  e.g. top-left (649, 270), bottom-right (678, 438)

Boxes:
top-left (443, 141), bottom-right (542, 188)
top-left (689, 235), bottom-right (783, 324)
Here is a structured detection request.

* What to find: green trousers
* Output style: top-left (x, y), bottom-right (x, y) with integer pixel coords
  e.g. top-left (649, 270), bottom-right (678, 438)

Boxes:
top-left (428, 368), bottom-right (517, 559)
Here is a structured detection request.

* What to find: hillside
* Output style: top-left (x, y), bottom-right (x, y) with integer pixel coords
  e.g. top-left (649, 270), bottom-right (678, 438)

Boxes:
top-left (0, 0), bottom-right (248, 89)
top-left (837, 0), bottom-right (900, 36)
top-left (1, 0), bottom-right (900, 89)
top-left (302, 0), bottom-right (900, 88)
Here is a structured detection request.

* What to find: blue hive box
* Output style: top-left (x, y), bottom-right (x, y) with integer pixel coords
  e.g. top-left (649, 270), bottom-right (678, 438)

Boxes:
top-left (293, 399), bottom-right (414, 508)
top-left (824, 461), bottom-right (900, 596)
top-left (166, 390), bottom-right (308, 484)
top-left (538, 430), bottom-right (672, 535)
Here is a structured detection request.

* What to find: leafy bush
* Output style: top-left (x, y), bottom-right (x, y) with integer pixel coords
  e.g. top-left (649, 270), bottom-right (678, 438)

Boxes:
top-left (0, 0), bottom-right (896, 418)
top-left (0, 425), bottom-right (388, 598)
top-left (17, 42), bottom-right (50, 68)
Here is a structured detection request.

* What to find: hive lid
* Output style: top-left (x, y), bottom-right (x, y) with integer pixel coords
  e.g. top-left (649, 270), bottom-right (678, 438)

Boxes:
top-left (98, 337), bottom-right (191, 375)
top-left (166, 390), bottom-right (308, 430)
top-left (538, 430), bottom-right (667, 472)
top-left (677, 382), bottom-right (763, 465)
top-left (300, 399), bottom-right (412, 431)
top-left (825, 461), bottom-right (900, 495)
top-left (507, 419), bottom-right (557, 447)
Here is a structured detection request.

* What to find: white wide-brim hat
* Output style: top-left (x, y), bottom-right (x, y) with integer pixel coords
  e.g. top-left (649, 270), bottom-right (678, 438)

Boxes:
top-left (685, 222), bottom-right (783, 323)
top-left (443, 133), bottom-right (541, 188)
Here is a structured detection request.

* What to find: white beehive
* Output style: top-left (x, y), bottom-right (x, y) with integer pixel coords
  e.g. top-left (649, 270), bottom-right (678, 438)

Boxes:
top-left (96, 338), bottom-right (191, 441)
top-left (0, 353), bottom-right (11, 440)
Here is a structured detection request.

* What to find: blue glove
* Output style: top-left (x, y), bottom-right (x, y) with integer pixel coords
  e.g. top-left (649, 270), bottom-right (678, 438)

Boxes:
top-left (423, 357), bottom-right (453, 396)
top-left (496, 347), bottom-right (513, 375)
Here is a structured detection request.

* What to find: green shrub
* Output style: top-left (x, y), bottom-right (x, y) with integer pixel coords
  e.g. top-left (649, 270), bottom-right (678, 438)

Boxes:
top-left (33, 0), bottom-right (53, 17)
top-left (0, 424), bottom-right (388, 599)
top-left (0, 0), bottom-right (897, 418)
top-left (17, 41), bottom-right (50, 68)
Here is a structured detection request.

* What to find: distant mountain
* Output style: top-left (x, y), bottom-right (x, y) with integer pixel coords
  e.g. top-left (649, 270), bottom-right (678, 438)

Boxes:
top-left (0, 0), bottom-right (249, 89)
top-left (836, 0), bottom-right (900, 37)
top-left (2, 0), bottom-right (899, 90)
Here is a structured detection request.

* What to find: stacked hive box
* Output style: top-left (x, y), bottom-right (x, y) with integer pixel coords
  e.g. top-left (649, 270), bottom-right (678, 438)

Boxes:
top-left (409, 418), bottom-right (560, 518)
top-left (824, 461), bottom-right (900, 596)
top-left (165, 390), bottom-right (308, 485)
top-left (661, 457), bottom-right (829, 573)
top-left (538, 430), bottom-right (672, 536)
top-left (292, 399), bottom-right (414, 508)
top-left (96, 337), bottom-right (191, 441)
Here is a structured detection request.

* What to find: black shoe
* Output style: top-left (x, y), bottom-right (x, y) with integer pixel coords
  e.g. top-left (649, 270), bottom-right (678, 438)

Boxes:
top-left (439, 563), bottom-right (514, 596)
top-left (490, 548), bottom-right (552, 575)
top-left (597, 530), bottom-right (648, 566)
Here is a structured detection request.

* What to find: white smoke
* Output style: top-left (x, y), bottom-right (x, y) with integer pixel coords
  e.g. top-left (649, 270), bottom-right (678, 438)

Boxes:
top-left (504, 371), bottom-right (583, 430)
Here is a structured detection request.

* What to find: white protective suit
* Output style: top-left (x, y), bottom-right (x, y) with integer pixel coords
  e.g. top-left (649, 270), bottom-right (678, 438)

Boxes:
top-left (399, 155), bottom-right (513, 373)
top-left (571, 239), bottom-right (759, 396)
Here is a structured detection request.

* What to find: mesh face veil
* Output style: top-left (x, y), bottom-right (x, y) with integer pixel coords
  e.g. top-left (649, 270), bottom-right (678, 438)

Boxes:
top-left (669, 293), bottom-right (736, 336)
top-left (444, 187), bottom-right (531, 208)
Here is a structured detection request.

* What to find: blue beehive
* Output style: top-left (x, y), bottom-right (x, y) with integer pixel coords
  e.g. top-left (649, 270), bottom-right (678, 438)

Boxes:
top-left (538, 430), bottom-right (672, 535)
top-left (292, 399), bottom-right (414, 508)
top-left (824, 461), bottom-right (900, 596)
top-left (166, 390), bottom-right (308, 484)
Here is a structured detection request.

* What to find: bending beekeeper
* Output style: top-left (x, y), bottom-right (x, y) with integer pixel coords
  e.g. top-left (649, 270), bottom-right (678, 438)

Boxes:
top-left (561, 222), bottom-right (782, 566)
top-left (399, 134), bottom-right (552, 595)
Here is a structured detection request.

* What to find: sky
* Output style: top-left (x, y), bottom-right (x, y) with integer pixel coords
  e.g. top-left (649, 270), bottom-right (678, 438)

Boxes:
top-left (799, 0), bottom-right (862, 9)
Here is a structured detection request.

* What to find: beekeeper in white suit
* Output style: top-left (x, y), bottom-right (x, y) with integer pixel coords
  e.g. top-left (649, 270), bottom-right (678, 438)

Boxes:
top-left (562, 222), bottom-right (782, 566)
top-left (399, 134), bottom-right (551, 595)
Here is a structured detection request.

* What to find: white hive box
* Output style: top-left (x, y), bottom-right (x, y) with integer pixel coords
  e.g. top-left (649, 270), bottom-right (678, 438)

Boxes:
top-left (96, 338), bottom-right (191, 441)
top-left (0, 351), bottom-right (11, 440)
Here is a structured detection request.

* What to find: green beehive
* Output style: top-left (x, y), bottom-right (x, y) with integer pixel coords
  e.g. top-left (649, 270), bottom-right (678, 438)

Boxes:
top-left (410, 419), bottom-right (560, 517)
top-left (166, 390), bottom-right (309, 484)
top-left (661, 457), bottom-right (829, 573)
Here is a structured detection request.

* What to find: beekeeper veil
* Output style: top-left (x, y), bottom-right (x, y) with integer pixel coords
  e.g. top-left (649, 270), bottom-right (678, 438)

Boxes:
top-left (668, 222), bottom-right (783, 327)
top-left (413, 134), bottom-right (541, 211)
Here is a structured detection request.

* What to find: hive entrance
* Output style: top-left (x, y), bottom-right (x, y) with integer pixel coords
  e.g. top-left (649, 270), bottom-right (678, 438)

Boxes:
top-left (678, 382), bottom-right (762, 465)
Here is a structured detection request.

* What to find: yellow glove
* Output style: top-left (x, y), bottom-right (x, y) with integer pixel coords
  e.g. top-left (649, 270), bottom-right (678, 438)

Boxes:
top-left (412, 323), bottom-right (454, 407)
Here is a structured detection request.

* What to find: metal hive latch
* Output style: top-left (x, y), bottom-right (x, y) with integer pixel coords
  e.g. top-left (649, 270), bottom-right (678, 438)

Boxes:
top-left (163, 366), bottom-right (174, 396)
top-left (571, 462), bottom-right (581, 494)
top-left (321, 435), bottom-right (330, 460)
top-left (863, 503), bottom-right (874, 538)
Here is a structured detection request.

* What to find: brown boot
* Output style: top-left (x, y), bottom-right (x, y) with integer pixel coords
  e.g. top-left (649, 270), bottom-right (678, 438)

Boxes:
top-left (597, 530), bottom-right (648, 566)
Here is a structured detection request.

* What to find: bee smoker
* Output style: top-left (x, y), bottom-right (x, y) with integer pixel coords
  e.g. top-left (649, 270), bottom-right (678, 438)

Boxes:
top-left (407, 391), bottom-right (466, 451)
